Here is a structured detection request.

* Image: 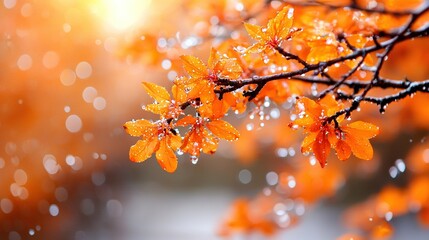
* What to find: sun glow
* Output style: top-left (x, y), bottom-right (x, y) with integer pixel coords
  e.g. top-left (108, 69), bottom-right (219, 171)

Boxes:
top-left (99, 0), bottom-right (152, 31)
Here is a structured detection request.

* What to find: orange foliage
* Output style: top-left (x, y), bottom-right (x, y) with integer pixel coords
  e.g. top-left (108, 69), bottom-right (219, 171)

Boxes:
top-left (121, 0), bottom-right (429, 238)
top-left (219, 198), bottom-right (277, 236)
top-left (291, 95), bottom-right (379, 167)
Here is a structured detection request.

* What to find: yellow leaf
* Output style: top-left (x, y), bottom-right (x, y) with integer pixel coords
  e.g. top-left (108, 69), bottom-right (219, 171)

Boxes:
top-left (142, 82), bottom-right (170, 103)
top-left (156, 138), bottom-right (177, 173)
top-left (180, 55), bottom-right (208, 79)
top-left (207, 119), bottom-right (240, 141)
top-left (129, 139), bottom-right (159, 163)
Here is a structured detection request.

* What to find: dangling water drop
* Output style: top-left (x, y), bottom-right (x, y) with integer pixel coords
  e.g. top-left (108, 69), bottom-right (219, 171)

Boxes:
top-left (190, 155), bottom-right (199, 164)
top-left (177, 149), bottom-right (183, 155)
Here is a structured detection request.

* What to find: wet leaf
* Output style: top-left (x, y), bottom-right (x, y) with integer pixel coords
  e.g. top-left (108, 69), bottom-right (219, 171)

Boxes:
top-left (207, 119), bottom-right (240, 141)
top-left (335, 139), bottom-right (351, 161)
top-left (181, 129), bottom-right (202, 156)
top-left (176, 115), bottom-right (197, 126)
top-left (156, 138), bottom-right (178, 173)
top-left (129, 139), bottom-right (159, 163)
top-left (244, 22), bottom-right (265, 42)
top-left (202, 128), bottom-right (219, 154)
top-left (344, 133), bottom-right (373, 160)
top-left (313, 130), bottom-right (330, 167)
top-left (180, 55), bottom-right (208, 79)
top-left (142, 82), bottom-right (170, 103)
top-left (172, 83), bottom-right (187, 104)
top-left (307, 44), bottom-right (338, 64)
top-left (123, 119), bottom-right (154, 137)
top-left (345, 121), bottom-right (379, 139)
top-left (267, 6), bottom-right (294, 41)
top-left (168, 133), bottom-right (182, 151)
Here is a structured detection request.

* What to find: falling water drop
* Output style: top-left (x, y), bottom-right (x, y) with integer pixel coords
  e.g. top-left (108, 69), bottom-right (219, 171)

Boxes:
top-left (395, 159), bottom-right (406, 172)
top-left (389, 166), bottom-right (398, 178)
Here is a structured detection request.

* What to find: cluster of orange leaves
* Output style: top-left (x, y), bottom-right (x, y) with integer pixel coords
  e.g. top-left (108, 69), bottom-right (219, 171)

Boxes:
top-left (124, 48), bottom-right (244, 172)
top-left (291, 95), bottom-right (379, 167)
top-left (122, 0), bottom-right (429, 238)
top-left (124, 5), bottom-right (383, 172)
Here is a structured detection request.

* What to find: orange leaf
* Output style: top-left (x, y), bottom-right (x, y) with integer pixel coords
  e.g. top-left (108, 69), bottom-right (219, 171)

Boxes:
top-left (267, 6), bottom-right (294, 41)
top-left (123, 119), bottom-right (154, 137)
top-left (156, 138), bottom-right (178, 173)
top-left (244, 22), bottom-right (265, 42)
top-left (145, 101), bottom-right (170, 115)
top-left (180, 55), bottom-right (208, 79)
top-left (188, 81), bottom-right (215, 103)
top-left (344, 133), bottom-right (373, 160)
top-left (293, 116), bottom-right (316, 128)
top-left (344, 121), bottom-right (379, 139)
top-left (207, 119), bottom-right (240, 141)
top-left (335, 139), bottom-right (351, 161)
top-left (297, 97), bottom-right (322, 120)
top-left (129, 139), bottom-right (159, 163)
top-left (168, 133), bottom-right (182, 151)
top-left (219, 58), bottom-right (242, 79)
top-left (208, 48), bottom-right (220, 71)
top-left (307, 44), bottom-right (338, 64)
top-left (172, 83), bottom-right (187, 104)
top-left (142, 82), bottom-right (170, 103)
top-left (212, 98), bottom-right (230, 119)
top-left (347, 34), bottom-right (368, 49)
top-left (301, 132), bottom-right (317, 153)
top-left (313, 130), bottom-right (330, 167)
top-left (202, 128), bottom-right (219, 154)
top-left (176, 115), bottom-right (197, 126)
top-left (319, 94), bottom-right (343, 116)
top-left (181, 129), bottom-right (202, 156)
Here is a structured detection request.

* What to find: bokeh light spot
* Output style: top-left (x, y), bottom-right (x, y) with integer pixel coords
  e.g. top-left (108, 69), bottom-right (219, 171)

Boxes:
top-left (65, 115), bottom-right (82, 133)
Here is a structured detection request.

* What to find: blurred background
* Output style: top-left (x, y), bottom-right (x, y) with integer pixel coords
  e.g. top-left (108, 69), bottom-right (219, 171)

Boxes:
top-left (1, 0), bottom-right (429, 239)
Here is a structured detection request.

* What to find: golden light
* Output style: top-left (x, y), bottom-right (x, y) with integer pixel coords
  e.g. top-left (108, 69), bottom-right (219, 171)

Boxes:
top-left (96, 0), bottom-right (152, 32)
